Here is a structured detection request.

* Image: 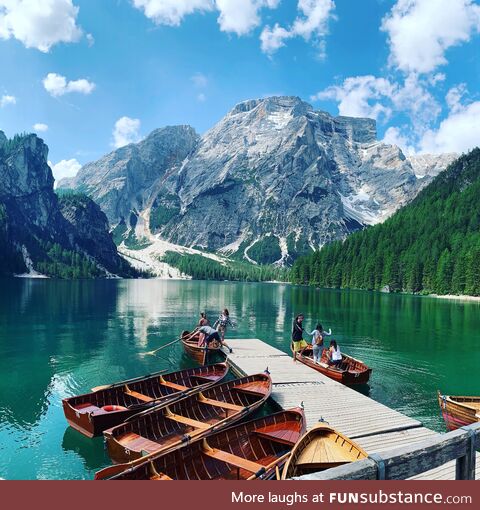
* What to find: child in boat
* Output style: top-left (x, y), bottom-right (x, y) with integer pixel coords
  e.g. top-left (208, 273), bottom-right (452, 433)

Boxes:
top-left (327, 339), bottom-right (342, 367)
top-left (309, 323), bottom-right (331, 363)
top-left (197, 312), bottom-right (209, 327)
top-left (213, 308), bottom-right (235, 353)
top-left (292, 314), bottom-right (308, 360)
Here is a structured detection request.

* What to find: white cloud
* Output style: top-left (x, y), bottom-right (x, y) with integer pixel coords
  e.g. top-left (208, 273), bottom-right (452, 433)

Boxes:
top-left (382, 126), bottom-right (416, 154)
top-left (445, 84), bottom-right (467, 113)
top-left (261, 0), bottom-right (336, 55)
top-left (420, 99), bottom-right (480, 154)
top-left (112, 116), bottom-right (141, 148)
top-left (191, 72), bottom-right (208, 88)
top-left (197, 92), bottom-right (206, 102)
top-left (131, 0), bottom-right (213, 26)
top-left (33, 123), bottom-right (48, 132)
top-left (381, 0), bottom-right (480, 74)
top-left (312, 75), bottom-right (395, 120)
top-left (43, 73), bottom-right (96, 97)
top-left (49, 158), bottom-right (81, 183)
top-left (0, 0), bottom-right (82, 52)
top-left (0, 94), bottom-right (16, 107)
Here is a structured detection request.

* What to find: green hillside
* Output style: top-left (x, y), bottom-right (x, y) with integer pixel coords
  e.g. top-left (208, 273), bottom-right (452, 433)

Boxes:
top-left (290, 148), bottom-right (480, 296)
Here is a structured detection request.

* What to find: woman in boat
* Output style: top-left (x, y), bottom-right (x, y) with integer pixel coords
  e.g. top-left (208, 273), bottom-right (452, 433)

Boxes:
top-left (213, 308), bottom-right (235, 353)
top-left (292, 314), bottom-right (308, 360)
top-left (327, 339), bottom-right (342, 367)
top-left (198, 325), bottom-right (222, 348)
top-left (197, 312), bottom-right (209, 327)
top-left (309, 323), bottom-right (329, 363)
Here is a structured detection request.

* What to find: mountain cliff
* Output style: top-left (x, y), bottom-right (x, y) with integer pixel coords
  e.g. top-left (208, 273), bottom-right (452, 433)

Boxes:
top-left (59, 96), bottom-right (457, 265)
top-left (0, 131), bottom-right (135, 278)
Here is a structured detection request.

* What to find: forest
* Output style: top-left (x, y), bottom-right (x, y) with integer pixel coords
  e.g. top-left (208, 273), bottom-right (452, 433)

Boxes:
top-left (290, 149), bottom-right (480, 296)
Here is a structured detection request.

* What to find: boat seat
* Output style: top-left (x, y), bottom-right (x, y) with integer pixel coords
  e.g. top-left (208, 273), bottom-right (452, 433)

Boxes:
top-left (190, 374), bottom-right (219, 384)
top-left (73, 403), bottom-right (101, 413)
top-left (233, 382), bottom-right (267, 396)
top-left (118, 433), bottom-right (161, 454)
top-left (124, 387), bottom-right (154, 402)
top-left (160, 378), bottom-right (189, 391)
top-left (253, 425), bottom-right (298, 445)
top-left (150, 473), bottom-right (173, 480)
top-left (165, 412), bottom-right (210, 429)
top-left (198, 394), bottom-right (244, 412)
top-left (203, 447), bottom-right (263, 473)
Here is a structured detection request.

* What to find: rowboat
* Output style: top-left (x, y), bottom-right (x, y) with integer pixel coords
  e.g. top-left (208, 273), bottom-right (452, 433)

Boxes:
top-left (281, 423), bottom-right (368, 479)
top-left (100, 408), bottom-right (306, 480)
top-left (293, 344), bottom-right (372, 385)
top-left (101, 372), bottom-right (272, 467)
top-left (62, 363), bottom-right (228, 437)
top-left (181, 330), bottom-right (224, 365)
top-left (437, 391), bottom-right (480, 431)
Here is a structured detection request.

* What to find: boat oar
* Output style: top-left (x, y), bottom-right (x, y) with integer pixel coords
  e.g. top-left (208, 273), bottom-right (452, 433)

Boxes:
top-left (91, 369), bottom-right (168, 392)
top-left (140, 329), bottom-right (199, 357)
top-left (246, 452), bottom-right (292, 481)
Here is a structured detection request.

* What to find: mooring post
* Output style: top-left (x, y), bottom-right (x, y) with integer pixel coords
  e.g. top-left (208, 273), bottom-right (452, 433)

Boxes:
top-left (455, 427), bottom-right (476, 480)
top-left (369, 453), bottom-right (386, 480)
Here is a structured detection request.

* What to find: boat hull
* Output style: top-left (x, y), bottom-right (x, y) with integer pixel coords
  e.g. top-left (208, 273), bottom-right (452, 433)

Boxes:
top-left (437, 392), bottom-right (480, 431)
top-left (181, 330), bottom-right (224, 365)
top-left (293, 345), bottom-right (372, 385)
top-left (62, 363), bottom-right (228, 437)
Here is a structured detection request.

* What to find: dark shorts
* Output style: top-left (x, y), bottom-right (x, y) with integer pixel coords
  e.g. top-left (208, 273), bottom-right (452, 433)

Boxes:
top-left (205, 332), bottom-right (221, 345)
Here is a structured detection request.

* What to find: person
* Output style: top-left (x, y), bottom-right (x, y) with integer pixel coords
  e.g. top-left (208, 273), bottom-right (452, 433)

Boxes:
top-left (197, 312), bottom-right (209, 327)
top-left (291, 314), bottom-right (308, 360)
top-left (213, 308), bottom-right (235, 353)
top-left (327, 339), bottom-right (342, 368)
top-left (198, 324), bottom-right (221, 348)
top-left (309, 323), bottom-right (327, 363)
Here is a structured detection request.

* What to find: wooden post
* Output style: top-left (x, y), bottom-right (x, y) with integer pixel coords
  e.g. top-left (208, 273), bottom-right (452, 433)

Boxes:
top-left (456, 427), bottom-right (477, 480)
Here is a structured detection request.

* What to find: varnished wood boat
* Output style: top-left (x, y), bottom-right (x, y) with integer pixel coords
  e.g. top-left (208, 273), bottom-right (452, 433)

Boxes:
top-left (101, 373), bottom-right (272, 466)
top-left (293, 344), bottom-right (372, 385)
top-left (437, 391), bottom-right (480, 431)
top-left (181, 330), bottom-right (224, 365)
top-left (99, 408), bottom-right (306, 480)
top-left (282, 423), bottom-right (368, 479)
top-left (62, 363), bottom-right (228, 437)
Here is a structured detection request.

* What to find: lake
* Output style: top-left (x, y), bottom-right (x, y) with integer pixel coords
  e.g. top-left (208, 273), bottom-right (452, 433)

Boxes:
top-left (0, 278), bottom-right (478, 479)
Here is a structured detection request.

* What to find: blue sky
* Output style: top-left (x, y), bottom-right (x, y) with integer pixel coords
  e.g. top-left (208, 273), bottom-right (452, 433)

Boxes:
top-left (0, 0), bottom-right (479, 181)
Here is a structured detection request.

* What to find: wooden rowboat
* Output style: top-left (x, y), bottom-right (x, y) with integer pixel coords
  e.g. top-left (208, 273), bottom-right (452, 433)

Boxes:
top-left (281, 423), bottom-right (368, 479)
top-left (293, 344), bottom-right (372, 385)
top-left (101, 373), bottom-right (272, 468)
top-left (62, 363), bottom-right (228, 437)
top-left (181, 330), bottom-right (224, 365)
top-left (437, 391), bottom-right (480, 431)
top-left (100, 408), bottom-right (306, 480)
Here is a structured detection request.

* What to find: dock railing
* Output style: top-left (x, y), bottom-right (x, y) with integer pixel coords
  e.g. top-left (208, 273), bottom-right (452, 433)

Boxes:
top-left (295, 422), bottom-right (480, 481)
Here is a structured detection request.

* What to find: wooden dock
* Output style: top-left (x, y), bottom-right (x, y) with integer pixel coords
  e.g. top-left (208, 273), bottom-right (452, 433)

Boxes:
top-left (225, 339), bottom-right (479, 480)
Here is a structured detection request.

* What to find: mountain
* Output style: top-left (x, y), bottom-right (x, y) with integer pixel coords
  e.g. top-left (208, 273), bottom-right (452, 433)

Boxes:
top-left (60, 96), bottom-right (456, 265)
top-left (0, 131), bottom-right (136, 278)
top-left (290, 148), bottom-right (480, 296)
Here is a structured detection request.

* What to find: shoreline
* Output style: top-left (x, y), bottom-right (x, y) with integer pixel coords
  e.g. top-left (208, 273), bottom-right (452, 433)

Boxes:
top-left (429, 293), bottom-right (480, 303)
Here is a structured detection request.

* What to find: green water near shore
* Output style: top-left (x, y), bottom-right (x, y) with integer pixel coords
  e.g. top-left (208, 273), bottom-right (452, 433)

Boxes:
top-left (0, 279), bottom-right (478, 480)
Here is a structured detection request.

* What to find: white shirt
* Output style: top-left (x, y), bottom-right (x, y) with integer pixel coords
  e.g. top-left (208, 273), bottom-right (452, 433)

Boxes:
top-left (331, 346), bottom-right (342, 361)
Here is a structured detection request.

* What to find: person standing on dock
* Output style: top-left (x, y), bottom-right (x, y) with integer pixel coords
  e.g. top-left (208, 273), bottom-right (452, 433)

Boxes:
top-left (292, 314), bottom-right (308, 360)
top-left (213, 308), bottom-right (235, 353)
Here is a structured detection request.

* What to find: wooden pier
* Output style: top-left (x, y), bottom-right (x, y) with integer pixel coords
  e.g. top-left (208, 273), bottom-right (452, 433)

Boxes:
top-left (225, 339), bottom-right (479, 480)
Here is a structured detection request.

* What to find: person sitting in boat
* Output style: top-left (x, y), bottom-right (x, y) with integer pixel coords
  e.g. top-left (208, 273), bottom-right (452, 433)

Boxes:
top-left (197, 312), bottom-right (209, 327)
top-left (292, 314), bottom-right (308, 360)
top-left (327, 340), bottom-right (342, 367)
top-left (213, 308), bottom-right (235, 353)
top-left (309, 323), bottom-right (330, 364)
top-left (198, 325), bottom-right (221, 348)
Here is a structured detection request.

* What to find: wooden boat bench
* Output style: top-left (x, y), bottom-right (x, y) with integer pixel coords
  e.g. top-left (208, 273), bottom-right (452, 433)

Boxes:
top-left (253, 425), bottom-right (298, 446)
top-left (198, 394), bottom-right (243, 412)
top-left (233, 382), bottom-right (268, 396)
top-left (165, 411), bottom-right (210, 430)
top-left (124, 386), bottom-right (154, 402)
top-left (189, 374), bottom-right (220, 384)
top-left (73, 403), bottom-right (101, 414)
top-left (150, 464), bottom-right (173, 480)
top-left (160, 378), bottom-right (189, 391)
top-left (118, 433), bottom-right (161, 454)
top-left (203, 447), bottom-right (263, 473)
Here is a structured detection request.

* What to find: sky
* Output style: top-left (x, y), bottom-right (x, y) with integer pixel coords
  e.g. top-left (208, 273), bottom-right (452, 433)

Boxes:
top-left (0, 0), bottom-right (479, 182)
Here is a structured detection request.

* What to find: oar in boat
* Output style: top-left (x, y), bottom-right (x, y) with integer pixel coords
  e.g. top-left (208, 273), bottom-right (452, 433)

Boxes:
top-left (140, 329), bottom-right (199, 357)
top-left (91, 369), bottom-right (168, 392)
top-left (246, 452), bottom-right (293, 481)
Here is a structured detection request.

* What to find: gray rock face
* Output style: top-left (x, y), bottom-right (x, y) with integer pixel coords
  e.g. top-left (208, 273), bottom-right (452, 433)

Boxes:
top-left (60, 96), bottom-right (457, 264)
top-left (60, 125), bottom-right (200, 224)
top-left (0, 131), bottom-right (133, 277)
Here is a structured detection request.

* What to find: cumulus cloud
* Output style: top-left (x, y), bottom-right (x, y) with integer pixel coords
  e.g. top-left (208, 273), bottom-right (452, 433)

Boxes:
top-left (49, 158), bottom-right (81, 183)
top-left (112, 116), bottom-right (141, 148)
top-left (43, 73), bottom-right (96, 97)
top-left (381, 0), bottom-right (480, 74)
top-left (33, 123), bottom-right (49, 132)
top-left (132, 0), bottom-right (280, 36)
top-left (0, 94), bottom-right (16, 107)
top-left (0, 0), bottom-right (83, 52)
top-left (261, 0), bottom-right (336, 55)
top-left (382, 126), bottom-right (416, 155)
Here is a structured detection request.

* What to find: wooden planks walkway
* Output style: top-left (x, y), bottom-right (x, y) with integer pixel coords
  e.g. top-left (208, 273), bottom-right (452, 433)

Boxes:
top-left (225, 339), bottom-right (478, 480)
